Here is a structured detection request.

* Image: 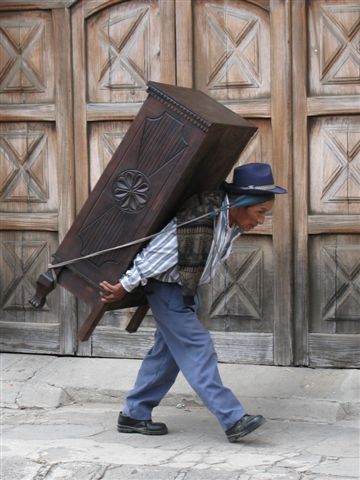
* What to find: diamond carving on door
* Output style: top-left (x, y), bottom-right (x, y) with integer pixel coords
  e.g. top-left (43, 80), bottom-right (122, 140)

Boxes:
top-left (1, 240), bottom-right (49, 310)
top-left (205, 4), bottom-right (261, 89)
top-left (320, 4), bottom-right (360, 84)
top-left (0, 20), bottom-right (45, 93)
top-left (320, 126), bottom-right (360, 203)
top-left (321, 244), bottom-right (360, 321)
top-left (0, 130), bottom-right (49, 203)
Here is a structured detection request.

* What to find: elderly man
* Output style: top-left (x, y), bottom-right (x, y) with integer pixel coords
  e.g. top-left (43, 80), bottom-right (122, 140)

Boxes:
top-left (100, 162), bottom-right (287, 443)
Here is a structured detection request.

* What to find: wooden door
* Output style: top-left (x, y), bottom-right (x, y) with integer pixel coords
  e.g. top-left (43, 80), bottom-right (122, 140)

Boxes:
top-left (293, 0), bottom-right (360, 367)
top-left (0, 1), bottom-right (77, 354)
top-left (2, 0), bottom-right (357, 367)
top-left (74, 0), bottom-right (293, 366)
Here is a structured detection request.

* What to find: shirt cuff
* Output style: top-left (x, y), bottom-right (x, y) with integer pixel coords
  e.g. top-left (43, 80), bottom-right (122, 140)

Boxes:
top-left (119, 266), bottom-right (146, 292)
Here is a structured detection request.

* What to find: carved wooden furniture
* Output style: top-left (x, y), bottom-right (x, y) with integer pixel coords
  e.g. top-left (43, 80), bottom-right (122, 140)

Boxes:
top-left (30, 82), bottom-right (257, 340)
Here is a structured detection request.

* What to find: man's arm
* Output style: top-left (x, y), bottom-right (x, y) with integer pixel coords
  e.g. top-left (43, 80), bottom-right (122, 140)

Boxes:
top-left (99, 218), bottom-right (178, 304)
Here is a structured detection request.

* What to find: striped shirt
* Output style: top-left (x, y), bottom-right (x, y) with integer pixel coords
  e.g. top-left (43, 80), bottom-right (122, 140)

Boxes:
top-left (120, 196), bottom-right (241, 292)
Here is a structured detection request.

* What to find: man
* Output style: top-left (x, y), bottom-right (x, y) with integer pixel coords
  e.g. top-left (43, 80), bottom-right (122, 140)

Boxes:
top-left (100, 162), bottom-right (287, 443)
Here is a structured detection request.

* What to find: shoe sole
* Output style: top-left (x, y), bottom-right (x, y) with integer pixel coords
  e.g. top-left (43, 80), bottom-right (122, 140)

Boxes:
top-left (227, 417), bottom-right (266, 442)
top-left (117, 425), bottom-right (168, 435)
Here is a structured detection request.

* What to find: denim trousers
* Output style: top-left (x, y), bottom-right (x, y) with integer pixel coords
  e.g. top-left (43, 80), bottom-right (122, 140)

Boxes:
top-left (123, 279), bottom-right (245, 431)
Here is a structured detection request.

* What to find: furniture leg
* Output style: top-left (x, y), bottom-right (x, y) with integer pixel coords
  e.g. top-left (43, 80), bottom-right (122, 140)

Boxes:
top-left (78, 302), bottom-right (106, 341)
top-left (29, 269), bottom-right (57, 309)
top-left (126, 304), bottom-right (150, 333)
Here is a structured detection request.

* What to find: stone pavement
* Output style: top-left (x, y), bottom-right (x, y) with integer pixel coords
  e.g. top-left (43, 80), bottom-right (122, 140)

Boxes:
top-left (1, 353), bottom-right (359, 480)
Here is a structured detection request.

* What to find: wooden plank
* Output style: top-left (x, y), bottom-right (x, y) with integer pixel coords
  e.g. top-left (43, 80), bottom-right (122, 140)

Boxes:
top-left (0, 322), bottom-right (60, 353)
top-left (71, 2), bottom-right (89, 214)
top-left (53, 7), bottom-right (77, 355)
top-left (0, 105), bottom-right (56, 121)
top-left (292, 0), bottom-right (309, 365)
top-left (159, 0), bottom-right (176, 84)
top-left (0, 0), bottom-right (77, 10)
top-left (87, 100), bottom-right (271, 121)
top-left (307, 96), bottom-right (360, 116)
top-left (92, 327), bottom-right (274, 364)
top-left (270, 0), bottom-right (293, 365)
top-left (175, 0), bottom-right (193, 87)
top-left (309, 334), bottom-right (360, 368)
top-left (308, 216), bottom-right (360, 234)
top-left (213, 332), bottom-right (273, 364)
top-left (53, 8), bottom-right (75, 241)
top-left (223, 99), bottom-right (271, 118)
top-left (0, 213), bottom-right (58, 231)
top-left (87, 103), bottom-right (142, 121)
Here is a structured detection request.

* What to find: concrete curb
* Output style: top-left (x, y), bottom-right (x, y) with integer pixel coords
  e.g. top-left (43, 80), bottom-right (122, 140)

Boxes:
top-left (1, 353), bottom-right (359, 424)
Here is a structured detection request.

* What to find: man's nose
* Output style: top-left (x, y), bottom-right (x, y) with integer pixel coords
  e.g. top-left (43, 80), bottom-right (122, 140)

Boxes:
top-left (258, 215), bottom-right (265, 225)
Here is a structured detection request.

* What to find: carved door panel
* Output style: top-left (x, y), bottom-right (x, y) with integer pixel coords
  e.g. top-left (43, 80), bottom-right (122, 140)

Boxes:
top-left (0, 6), bottom-right (76, 353)
top-left (71, 0), bottom-right (177, 356)
top-left (293, 0), bottom-right (360, 367)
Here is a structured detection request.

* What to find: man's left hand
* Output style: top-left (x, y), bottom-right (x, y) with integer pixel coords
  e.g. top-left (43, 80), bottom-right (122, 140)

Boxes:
top-left (99, 281), bottom-right (127, 304)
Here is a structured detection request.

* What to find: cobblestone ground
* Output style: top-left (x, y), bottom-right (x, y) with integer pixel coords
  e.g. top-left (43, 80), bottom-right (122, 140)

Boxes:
top-left (1, 404), bottom-right (359, 480)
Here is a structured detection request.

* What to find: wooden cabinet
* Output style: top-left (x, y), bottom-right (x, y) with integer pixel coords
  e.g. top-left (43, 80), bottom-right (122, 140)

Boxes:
top-left (30, 81), bottom-right (256, 340)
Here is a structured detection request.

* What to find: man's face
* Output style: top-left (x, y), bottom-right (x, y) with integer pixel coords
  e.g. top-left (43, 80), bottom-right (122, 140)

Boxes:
top-left (229, 199), bottom-right (274, 232)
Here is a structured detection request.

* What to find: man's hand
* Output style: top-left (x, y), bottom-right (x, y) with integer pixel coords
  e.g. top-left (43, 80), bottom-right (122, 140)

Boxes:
top-left (99, 281), bottom-right (127, 304)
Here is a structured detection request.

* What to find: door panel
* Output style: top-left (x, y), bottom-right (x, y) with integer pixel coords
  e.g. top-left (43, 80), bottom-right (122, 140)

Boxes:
top-left (193, 0), bottom-right (292, 365)
top-left (293, 0), bottom-right (360, 367)
top-left (0, 10), bottom-right (55, 104)
top-left (0, 6), bottom-right (76, 354)
top-left (309, 116), bottom-right (360, 215)
top-left (193, 0), bottom-right (271, 101)
top-left (86, 2), bottom-right (162, 104)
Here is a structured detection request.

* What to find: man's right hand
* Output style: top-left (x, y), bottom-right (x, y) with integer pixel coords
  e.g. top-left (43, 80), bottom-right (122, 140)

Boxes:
top-left (99, 281), bottom-right (127, 304)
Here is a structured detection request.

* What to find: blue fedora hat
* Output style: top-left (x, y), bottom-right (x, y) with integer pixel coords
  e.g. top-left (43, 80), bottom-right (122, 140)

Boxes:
top-left (223, 163), bottom-right (287, 195)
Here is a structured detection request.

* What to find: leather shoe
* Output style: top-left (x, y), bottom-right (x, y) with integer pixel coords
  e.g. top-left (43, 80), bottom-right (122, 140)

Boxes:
top-left (117, 412), bottom-right (168, 435)
top-left (226, 414), bottom-right (265, 442)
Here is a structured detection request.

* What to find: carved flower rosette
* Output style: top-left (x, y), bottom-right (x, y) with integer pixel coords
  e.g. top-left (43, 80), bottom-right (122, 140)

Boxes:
top-left (112, 170), bottom-right (151, 213)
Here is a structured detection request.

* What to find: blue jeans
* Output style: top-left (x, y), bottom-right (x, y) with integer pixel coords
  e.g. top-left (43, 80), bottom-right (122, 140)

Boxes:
top-left (123, 279), bottom-right (245, 430)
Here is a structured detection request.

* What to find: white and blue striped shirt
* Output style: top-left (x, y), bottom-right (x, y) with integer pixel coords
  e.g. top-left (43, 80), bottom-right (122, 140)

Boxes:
top-left (120, 196), bottom-right (241, 292)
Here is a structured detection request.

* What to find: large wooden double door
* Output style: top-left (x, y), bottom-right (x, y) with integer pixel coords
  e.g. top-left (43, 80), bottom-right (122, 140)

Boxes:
top-left (0, 0), bottom-right (359, 367)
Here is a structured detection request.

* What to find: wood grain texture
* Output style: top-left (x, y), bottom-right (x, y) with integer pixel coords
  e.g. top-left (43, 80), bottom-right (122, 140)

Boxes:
top-left (309, 334), bottom-right (360, 368)
top-left (270, 0), bottom-right (293, 365)
top-left (193, 0), bottom-right (271, 101)
top-left (308, 0), bottom-right (360, 97)
top-left (87, 102), bottom-right (142, 121)
top-left (292, 0), bottom-right (310, 365)
top-left (175, 0), bottom-right (193, 87)
top-left (308, 215), bottom-right (360, 234)
top-left (0, 10), bottom-right (55, 104)
top-left (0, 322), bottom-right (60, 353)
top-left (309, 116), bottom-right (360, 215)
top-left (0, 1), bottom-right (77, 11)
top-left (0, 105), bottom-right (56, 121)
top-left (307, 96), bottom-right (360, 116)
top-left (71, 1), bottom-right (89, 213)
top-left (53, 7), bottom-right (77, 354)
top-left (92, 327), bottom-right (274, 364)
top-left (0, 213), bottom-right (58, 230)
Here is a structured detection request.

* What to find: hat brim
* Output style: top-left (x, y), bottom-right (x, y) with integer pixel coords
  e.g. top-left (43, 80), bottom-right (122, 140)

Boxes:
top-left (223, 182), bottom-right (287, 195)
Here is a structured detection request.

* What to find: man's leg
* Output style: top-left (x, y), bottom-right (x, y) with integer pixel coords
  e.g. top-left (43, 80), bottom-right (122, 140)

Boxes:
top-left (123, 327), bottom-right (179, 420)
top-left (145, 280), bottom-right (246, 431)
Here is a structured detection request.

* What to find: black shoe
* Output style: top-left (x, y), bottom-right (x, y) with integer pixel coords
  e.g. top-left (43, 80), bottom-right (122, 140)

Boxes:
top-left (226, 414), bottom-right (266, 442)
top-left (117, 412), bottom-right (168, 436)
